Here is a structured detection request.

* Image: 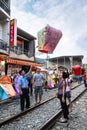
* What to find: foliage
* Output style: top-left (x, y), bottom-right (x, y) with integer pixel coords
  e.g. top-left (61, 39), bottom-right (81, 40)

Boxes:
top-left (81, 68), bottom-right (85, 75)
top-left (72, 76), bottom-right (76, 82)
top-left (53, 77), bottom-right (58, 84)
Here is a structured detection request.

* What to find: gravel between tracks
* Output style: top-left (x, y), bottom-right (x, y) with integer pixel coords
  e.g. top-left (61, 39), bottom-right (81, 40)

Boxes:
top-left (50, 87), bottom-right (87, 130)
top-left (0, 87), bottom-right (58, 122)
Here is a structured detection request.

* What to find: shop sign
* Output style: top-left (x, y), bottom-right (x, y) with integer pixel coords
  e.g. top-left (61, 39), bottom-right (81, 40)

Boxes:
top-left (9, 19), bottom-right (17, 46)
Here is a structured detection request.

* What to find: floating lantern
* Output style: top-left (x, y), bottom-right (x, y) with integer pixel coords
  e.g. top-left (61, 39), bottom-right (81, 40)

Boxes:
top-left (38, 25), bottom-right (62, 53)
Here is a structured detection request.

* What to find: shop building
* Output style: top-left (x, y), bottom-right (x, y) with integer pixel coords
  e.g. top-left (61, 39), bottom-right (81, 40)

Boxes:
top-left (8, 27), bottom-right (36, 60)
top-left (0, 0), bottom-right (39, 76)
top-left (5, 58), bottom-right (40, 75)
top-left (0, 0), bottom-right (10, 49)
top-left (0, 0), bottom-right (10, 76)
top-left (0, 23), bottom-right (38, 75)
top-left (5, 26), bottom-right (37, 75)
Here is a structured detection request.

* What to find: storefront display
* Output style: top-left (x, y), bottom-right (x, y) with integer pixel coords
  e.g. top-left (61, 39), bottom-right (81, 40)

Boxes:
top-left (7, 64), bottom-right (22, 75)
top-left (0, 54), bottom-right (7, 76)
top-left (0, 61), bottom-right (5, 76)
top-left (6, 58), bottom-right (41, 75)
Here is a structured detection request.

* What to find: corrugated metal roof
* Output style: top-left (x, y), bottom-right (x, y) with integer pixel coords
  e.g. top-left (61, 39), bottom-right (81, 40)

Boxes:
top-left (49, 55), bottom-right (84, 60)
top-left (17, 27), bottom-right (36, 40)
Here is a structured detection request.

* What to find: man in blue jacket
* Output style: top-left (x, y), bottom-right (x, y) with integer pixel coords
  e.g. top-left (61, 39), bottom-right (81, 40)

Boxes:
top-left (18, 66), bottom-right (32, 111)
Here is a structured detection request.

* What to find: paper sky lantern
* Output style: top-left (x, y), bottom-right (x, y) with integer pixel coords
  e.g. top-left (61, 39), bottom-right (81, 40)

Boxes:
top-left (38, 25), bottom-right (62, 53)
top-left (0, 76), bottom-right (16, 100)
top-left (72, 65), bottom-right (82, 76)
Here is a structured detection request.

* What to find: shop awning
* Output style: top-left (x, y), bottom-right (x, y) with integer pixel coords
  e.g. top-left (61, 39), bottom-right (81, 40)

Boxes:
top-left (0, 54), bottom-right (8, 60)
top-left (6, 59), bottom-right (40, 67)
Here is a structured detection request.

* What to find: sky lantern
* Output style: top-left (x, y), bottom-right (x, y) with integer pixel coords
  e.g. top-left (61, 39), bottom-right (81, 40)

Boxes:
top-left (72, 65), bottom-right (82, 76)
top-left (38, 25), bottom-right (62, 53)
top-left (0, 76), bottom-right (16, 100)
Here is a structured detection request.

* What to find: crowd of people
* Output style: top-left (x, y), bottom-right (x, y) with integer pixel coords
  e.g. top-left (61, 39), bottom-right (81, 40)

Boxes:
top-left (10, 66), bottom-right (46, 111)
top-left (9, 65), bottom-right (87, 123)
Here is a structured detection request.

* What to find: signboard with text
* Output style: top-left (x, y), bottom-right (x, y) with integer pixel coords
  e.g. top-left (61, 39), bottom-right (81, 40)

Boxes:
top-left (9, 19), bottom-right (17, 46)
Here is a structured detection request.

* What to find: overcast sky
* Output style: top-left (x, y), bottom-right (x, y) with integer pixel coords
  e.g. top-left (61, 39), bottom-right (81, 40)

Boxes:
top-left (11, 0), bottom-right (87, 63)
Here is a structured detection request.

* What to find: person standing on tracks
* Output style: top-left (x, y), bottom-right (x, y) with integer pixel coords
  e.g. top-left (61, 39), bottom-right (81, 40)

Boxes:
top-left (18, 66), bottom-right (32, 111)
top-left (65, 73), bottom-right (72, 112)
top-left (83, 72), bottom-right (87, 87)
top-left (56, 71), bottom-right (69, 123)
top-left (33, 68), bottom-right (44, 105)
top-left (13, 71), bottom-right (21, 96)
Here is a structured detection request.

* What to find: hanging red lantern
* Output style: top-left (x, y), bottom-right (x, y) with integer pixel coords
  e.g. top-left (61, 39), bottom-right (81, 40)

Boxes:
top-left (72, 65), bottom-right (82, 76)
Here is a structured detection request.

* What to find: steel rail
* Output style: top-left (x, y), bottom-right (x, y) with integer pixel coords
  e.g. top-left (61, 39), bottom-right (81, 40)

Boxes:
top-left (0, 96), bottom-right (55, 127)
top-left (38, 88), bottom-right (87, 130)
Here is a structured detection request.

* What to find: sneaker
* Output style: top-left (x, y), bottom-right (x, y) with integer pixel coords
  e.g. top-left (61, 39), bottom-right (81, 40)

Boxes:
top-left (59, 118), bottom-right (68, 123)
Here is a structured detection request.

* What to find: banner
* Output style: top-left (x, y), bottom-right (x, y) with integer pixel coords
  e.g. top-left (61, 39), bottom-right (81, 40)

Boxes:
top-left (38, 25), bottom-right (62, 53)
top-left (0, 75), bottom-right (11, 84)
top-left (0, 86), bottom-right (8, 100)
top-left (9, 19), bottom-right (17, 46)
top-left (0, 83), bottom-right (16, 98)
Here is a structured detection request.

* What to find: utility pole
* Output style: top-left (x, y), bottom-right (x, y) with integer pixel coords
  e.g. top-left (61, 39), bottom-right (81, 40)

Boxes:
top-left (69, 56), bottom-right (73, 70)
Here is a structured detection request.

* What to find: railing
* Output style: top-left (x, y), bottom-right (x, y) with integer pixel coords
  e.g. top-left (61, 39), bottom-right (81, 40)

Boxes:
top-left (7, 46), bottom-right (32, 57)
top-left (0, 0), bottom-right (10, 15)
top-left (0, 39), bottom-right (34, 57)
top-left (0, 39), bottom-right (7, 50)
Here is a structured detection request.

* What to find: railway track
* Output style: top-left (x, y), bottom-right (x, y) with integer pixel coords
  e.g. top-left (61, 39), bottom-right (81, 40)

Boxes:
top-left (39, 86), bottom-right (87, 130)
top-left (0, 88), bottom-right (58, 122)
top-left (0, 82), bottom-right (82, 123)
top-left (0, 83), bottom-right (85, 129)
top-left (0, 82), bottom-right (79, 105)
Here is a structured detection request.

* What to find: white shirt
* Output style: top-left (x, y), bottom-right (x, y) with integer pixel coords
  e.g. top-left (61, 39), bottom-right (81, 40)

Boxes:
top-left (66, 78), bottom-right (71, 92)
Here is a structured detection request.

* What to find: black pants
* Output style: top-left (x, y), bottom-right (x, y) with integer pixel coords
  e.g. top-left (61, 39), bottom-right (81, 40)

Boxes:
top-left (84, 80), bottom-right (87, 87)
top-left (59, 94), bottom-right (69, 119)
top-left (20, 88), bottom-right (30, 111)
top-left (29, 84), bottom-right (33, 96)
